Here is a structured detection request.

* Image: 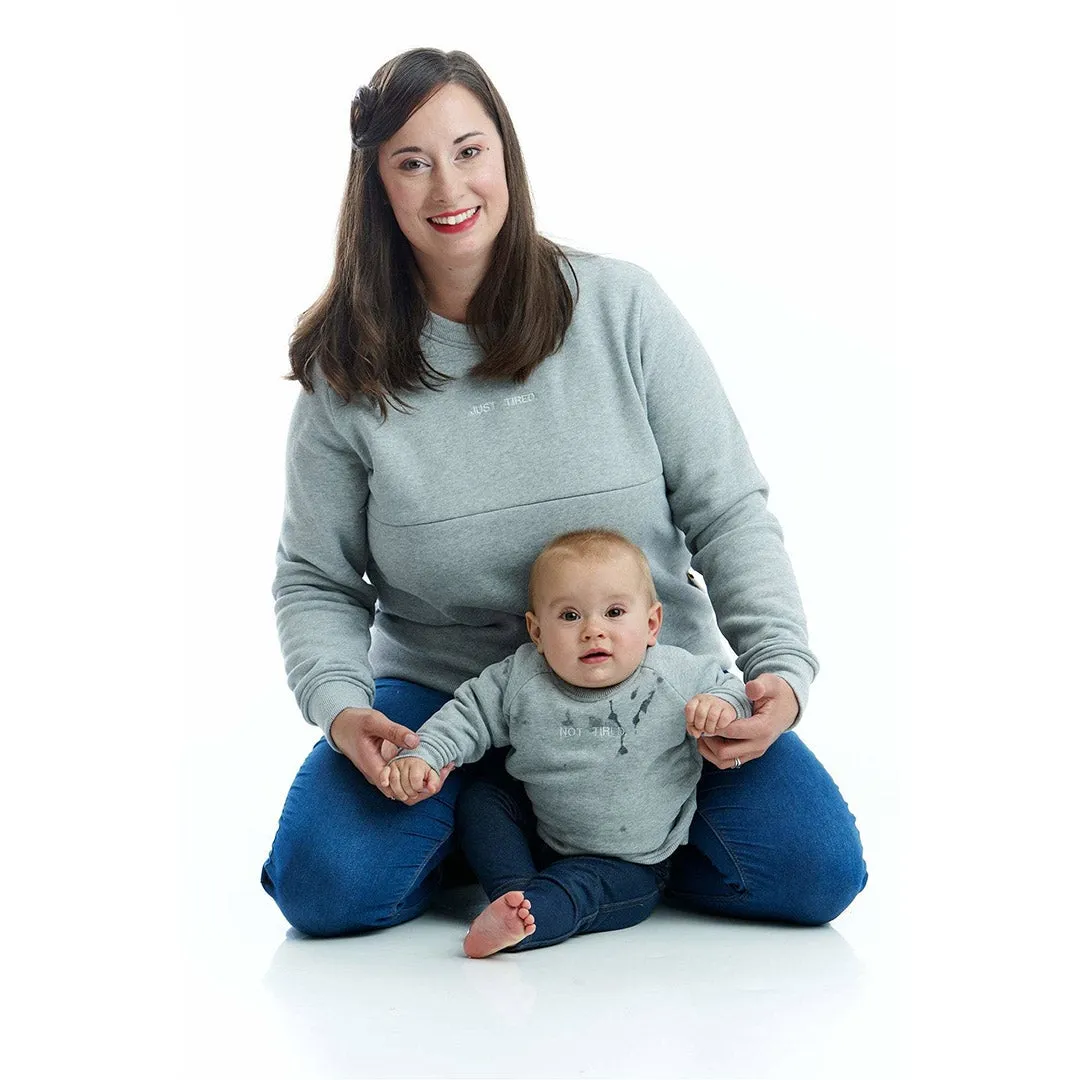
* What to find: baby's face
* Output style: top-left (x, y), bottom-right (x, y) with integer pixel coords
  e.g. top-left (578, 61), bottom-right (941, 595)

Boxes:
top-left (525, 551), bottom-right (662, 688)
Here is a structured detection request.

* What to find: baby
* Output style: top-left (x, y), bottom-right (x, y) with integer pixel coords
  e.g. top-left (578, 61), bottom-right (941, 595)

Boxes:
top-left (380, 529), bottom-right (751, 957)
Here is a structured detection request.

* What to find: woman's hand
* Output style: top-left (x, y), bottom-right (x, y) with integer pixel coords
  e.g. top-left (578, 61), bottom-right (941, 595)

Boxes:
top-left (328, 708), bottom-right (456, 803)
top-left (695, 674), bottom-right (798, 771)
top-left (329, 707), bottom-right (423, 788)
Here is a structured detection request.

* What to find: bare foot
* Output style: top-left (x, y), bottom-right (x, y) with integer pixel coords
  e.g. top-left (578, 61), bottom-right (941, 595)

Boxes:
top-left (463, 891), bottom-right (536, 958)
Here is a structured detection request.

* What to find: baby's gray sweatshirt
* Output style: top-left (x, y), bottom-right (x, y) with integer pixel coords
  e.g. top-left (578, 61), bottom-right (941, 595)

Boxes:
top-left (397, 643), bottom-right (752, 864)
top-left (274, 252), bottom-right (819, 747)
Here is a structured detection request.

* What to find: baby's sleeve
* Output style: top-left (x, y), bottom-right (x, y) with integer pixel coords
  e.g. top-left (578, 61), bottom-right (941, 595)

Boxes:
top-left (703, 665), bottom-right (753, 719)
top-left (395, 655), bottom-right (515, 771)
top-left (672, 649), bottom-right (752, 719)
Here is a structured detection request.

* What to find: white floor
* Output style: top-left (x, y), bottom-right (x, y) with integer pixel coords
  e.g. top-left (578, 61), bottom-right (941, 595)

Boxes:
top-left (182, 731), bottom-right (916, 1080)
top-left (171, 597), bottom-right (926, 1080)
top-left (185, 890), bottom-right (912, 1080)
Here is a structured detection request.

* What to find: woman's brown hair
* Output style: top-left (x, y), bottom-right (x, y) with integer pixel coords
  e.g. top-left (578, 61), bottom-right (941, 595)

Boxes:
top-left (287, 47), bottom-right (579, 416)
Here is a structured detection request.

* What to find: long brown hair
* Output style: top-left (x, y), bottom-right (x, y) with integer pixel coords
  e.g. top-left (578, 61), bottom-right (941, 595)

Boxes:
top-left (287, 48), bottom-right (578, 416)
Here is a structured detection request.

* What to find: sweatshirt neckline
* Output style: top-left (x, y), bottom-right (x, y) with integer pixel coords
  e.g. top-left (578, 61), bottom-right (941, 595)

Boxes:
top-left (421, 312), bottom-right (483, 351)
top-left (549, 660), bottom-right (648, 703)
top-left (419, 249), bottom-right (589, 350)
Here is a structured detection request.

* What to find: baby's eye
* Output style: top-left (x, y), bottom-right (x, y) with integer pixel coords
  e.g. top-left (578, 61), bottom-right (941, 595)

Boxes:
top-left (606, 607), bottom-right (626, 618)
top-left (558, 611), bottom-right (580, 622)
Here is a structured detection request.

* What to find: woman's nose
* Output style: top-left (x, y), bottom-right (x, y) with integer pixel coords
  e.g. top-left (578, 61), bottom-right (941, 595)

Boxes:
top-left (430, 162), bottom-right (462, 205)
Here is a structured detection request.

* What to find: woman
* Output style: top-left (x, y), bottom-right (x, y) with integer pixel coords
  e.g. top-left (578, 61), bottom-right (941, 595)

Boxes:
top-left (262, 47), bottom-right (867, 937)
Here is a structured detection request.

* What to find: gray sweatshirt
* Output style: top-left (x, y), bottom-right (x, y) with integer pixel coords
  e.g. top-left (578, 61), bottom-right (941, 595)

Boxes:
top-left (273, 252), bottom-right (818, 748)
top-left (398, 643), bottom-right (752, 864)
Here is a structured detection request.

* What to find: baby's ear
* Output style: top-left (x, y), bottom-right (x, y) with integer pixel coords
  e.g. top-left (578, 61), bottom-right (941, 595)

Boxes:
top-left (646, 601), bottom-right (663, 646)
top-left (525, 611), bottom-right (543, 652)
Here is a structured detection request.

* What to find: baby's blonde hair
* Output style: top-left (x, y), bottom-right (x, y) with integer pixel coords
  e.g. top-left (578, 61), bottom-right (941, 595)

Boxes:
top-left (527, 529), bottom-right (659, 611)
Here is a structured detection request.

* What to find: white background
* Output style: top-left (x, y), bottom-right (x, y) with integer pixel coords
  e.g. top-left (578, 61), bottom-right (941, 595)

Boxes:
top-left (3, 1), bottom-right (1077, 1076)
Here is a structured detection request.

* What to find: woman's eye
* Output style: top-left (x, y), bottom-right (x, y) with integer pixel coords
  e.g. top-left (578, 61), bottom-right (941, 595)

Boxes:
top-left (400, 148), bottom-right (479, 172)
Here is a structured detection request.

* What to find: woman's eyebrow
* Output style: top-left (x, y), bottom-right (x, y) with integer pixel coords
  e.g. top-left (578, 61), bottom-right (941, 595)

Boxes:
top-left (389, 131), bottom-right (486, 158)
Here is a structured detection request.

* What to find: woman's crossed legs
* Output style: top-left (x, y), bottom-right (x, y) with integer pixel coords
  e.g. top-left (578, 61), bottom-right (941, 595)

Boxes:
top-left (260, 679), bottom-right (866, 937)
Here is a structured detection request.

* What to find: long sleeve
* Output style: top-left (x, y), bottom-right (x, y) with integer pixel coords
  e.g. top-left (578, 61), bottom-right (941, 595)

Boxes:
top-left (395, 655), bottom-right (515, 771)
top-left (703, 668), bottom-right (754, 720)
top-left (636, 274), bottom-right (819, 720)
top-left (273, 376), bottom-right (379, 748)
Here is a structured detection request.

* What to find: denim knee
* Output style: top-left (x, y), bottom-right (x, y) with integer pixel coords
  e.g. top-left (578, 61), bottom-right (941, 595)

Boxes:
top-left (261, 833), bottom-right (380, 938)
top-left (778, 827), bottom-right (868, 926)
top-left (261, 681), bottom-right (462, 937)
top-left (262, 804), bottom-right (454, 937)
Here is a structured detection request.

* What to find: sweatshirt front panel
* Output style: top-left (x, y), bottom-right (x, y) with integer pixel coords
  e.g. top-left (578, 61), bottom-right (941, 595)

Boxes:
top-left (401, 644), bottom-right (749, 862)
top-left (363, 330), bottom-right (661, 527)
top-left (273, 251), bottom-right (819, 740)
top-left (363, 308), bottom-right (660, 574)
top-left (502, 664), bottom-right (704, 863)
top-left (359, 259), bottom-right (729, 690)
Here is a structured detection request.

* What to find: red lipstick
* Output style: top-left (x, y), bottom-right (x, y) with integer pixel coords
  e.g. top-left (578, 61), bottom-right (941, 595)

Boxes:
top-left (427, 206), bottom-right (480, 233)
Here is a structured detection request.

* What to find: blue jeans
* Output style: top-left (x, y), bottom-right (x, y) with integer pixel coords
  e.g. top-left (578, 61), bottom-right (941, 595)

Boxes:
top-left (261, 678), bottom-right (868, 937)
top-left (456, 773), bottom-right (671, 950)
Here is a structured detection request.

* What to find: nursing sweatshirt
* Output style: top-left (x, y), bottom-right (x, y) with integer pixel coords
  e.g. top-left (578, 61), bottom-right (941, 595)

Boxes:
top-left (273, 252), bottom-right (819, 748)
top-left (396, 643), bottom-right (752, 864)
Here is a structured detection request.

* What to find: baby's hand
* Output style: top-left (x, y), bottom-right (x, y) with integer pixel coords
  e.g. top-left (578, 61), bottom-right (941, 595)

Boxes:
top-left (685, 694), bottom-right (737, 739)
top-left (380, 756), bottom-right (443, 803)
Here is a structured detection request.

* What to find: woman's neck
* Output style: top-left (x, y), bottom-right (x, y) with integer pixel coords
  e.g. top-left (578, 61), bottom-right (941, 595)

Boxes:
top-left (425, 290), bottom-right (472, 323)
top-left (414, 253), bottom-right (489, 324)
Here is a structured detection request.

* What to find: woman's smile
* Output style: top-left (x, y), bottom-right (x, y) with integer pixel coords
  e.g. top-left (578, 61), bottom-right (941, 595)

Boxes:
top-left (428, 206), bottom-right (481, 232)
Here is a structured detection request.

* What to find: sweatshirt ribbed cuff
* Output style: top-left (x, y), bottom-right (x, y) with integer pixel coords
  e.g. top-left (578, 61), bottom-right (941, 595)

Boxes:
top-left (742, 659), bottom-right (815, 728)
top-left (709, 688), bottom-right (753, 720)
top-left (305, 681), bottom-right (374, 753)
top-left (394, 747), bottom-right (453, 771)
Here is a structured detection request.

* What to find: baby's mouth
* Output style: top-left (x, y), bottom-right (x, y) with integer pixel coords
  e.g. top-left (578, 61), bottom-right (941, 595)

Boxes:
top-left (580, 650), bottom-right (612, 663)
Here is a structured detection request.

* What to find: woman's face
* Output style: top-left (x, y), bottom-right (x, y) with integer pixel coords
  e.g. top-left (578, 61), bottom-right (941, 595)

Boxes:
top-left (377, 83), bottom-right (509, 282)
